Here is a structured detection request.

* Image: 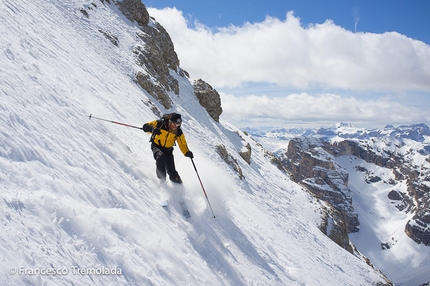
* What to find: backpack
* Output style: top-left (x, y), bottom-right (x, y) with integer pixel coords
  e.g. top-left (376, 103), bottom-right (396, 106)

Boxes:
top-left (158, 113), bottom-right (175, 128)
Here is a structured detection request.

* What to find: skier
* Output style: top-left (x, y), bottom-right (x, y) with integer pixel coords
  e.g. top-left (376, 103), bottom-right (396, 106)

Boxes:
top-left (142, 113), bottom-right (193, 184)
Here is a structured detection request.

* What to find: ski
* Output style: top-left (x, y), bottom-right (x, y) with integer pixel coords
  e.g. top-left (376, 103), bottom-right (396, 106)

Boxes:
top-left (159, 181), bottom-right (169, 207)
top-left (160, 200), bottom-right (190, 218)
top-left (160, 200), bottom-right (168, 207)
top-left (179, 201), bottom-right (191, 218)
top-left (158, 181), bottom-right (190, 218)
top-left (159, 190), bottom-right (169, 207)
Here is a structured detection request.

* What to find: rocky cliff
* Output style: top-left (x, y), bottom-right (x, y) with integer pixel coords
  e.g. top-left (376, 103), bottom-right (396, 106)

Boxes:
top-left (101, 0), bottom-right (184, 110)
top-left (118, 0), bottom-right (224, 118)
top-left (281, 124), bottom-right (430, 247)
top-left (284, 137), bottom-right (358, 252)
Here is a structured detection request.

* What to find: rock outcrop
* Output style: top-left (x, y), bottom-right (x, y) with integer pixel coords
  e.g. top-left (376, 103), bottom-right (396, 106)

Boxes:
top-left (239, 143), bottom-right (252, 164)
top-left (216, 144), bottom-right (244, 180)
top-left (118, 0), bottom-right (150, 26)
top-left (193, 79), bottom-right (223, 122)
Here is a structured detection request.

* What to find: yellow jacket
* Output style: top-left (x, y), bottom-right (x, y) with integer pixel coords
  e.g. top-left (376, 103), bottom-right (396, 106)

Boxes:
top-left (143, 120), bottom-right (190, 155)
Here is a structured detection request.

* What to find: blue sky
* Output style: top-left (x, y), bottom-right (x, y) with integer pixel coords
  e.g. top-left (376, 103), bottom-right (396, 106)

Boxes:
top-left (147, 0), bottom-right (430, 44)
top-left (146, 1), bottom-right (430, 128)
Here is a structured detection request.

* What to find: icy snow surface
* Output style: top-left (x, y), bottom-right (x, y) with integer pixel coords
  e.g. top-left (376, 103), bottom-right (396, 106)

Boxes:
top-left (0, 0), bottom-right (389, 285)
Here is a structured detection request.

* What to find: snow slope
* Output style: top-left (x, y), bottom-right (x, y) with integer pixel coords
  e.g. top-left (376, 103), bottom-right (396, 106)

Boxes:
top-left (1, 0), bottom-right (389, 285)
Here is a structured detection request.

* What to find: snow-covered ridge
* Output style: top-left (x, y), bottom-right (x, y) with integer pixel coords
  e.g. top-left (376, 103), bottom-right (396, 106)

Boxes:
top-left (1, 0), bottom-right (391, 285)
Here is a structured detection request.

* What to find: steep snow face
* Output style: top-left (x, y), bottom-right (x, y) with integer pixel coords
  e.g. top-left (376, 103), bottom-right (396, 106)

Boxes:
top-left (0, 0), bottom-right (389, 285)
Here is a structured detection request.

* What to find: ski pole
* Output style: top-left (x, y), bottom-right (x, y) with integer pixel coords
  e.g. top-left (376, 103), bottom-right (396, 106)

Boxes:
top-left (191, 158), bottom-right (216, 218)
top-left (89, 114), bottom-right (143, 130)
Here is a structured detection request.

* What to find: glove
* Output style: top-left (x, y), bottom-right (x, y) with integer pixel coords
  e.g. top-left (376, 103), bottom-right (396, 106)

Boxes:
top-left (152, 127), bottom-right (161, 135)
top-left (185, 151), bottom-right (194, 159)
top-left (142, 123), bottom-right (152, 132)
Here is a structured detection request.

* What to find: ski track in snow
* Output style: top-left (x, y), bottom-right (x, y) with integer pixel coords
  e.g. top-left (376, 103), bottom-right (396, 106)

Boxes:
top-left (0, 0), bottom-right (406, 285)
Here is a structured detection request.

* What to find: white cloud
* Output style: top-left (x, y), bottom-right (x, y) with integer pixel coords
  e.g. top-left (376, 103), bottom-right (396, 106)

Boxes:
top-left (220, 92), bottom-right (430, 128)
top-left (147, 7), bottom-right (430, 128)
top-left (148, 7), bottom-right (430, 92)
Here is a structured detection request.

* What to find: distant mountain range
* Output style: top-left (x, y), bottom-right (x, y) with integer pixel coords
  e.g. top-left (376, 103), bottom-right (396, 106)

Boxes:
top-left (246, 122), bottom-right (430, 143)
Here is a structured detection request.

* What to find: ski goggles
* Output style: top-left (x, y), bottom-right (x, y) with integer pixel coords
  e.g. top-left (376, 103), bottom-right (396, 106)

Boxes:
top-left (169, 119), bottom-right (182, 126)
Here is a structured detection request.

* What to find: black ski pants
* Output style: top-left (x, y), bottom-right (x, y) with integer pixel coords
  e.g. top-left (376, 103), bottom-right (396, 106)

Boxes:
top-left (151, 143), bottom-right (179, 181)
